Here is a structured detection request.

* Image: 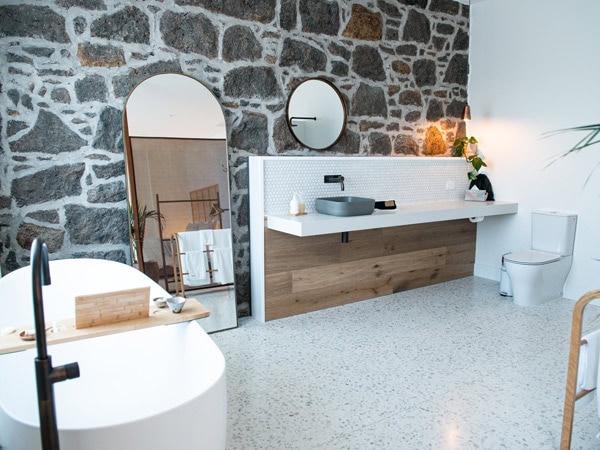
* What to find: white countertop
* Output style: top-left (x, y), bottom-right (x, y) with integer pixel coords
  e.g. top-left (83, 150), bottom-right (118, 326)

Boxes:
top-left (267, 200), bottom-right (518, 237)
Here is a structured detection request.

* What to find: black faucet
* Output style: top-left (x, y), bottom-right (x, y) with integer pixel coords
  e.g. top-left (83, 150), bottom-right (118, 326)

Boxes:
top-left (31, 238), bottom-right (80, 450)
top-left (324, 174), bottom-right (345, 191)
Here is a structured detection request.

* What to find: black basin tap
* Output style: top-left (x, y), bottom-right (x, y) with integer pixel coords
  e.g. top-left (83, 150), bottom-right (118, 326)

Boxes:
top-left (324, 174), bottom-right (345, 191)
top-left (31, 237), bottom-right (80, 450)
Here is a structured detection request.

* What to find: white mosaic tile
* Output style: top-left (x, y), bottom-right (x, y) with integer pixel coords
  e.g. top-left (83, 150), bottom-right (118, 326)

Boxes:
top-left (262, 157), bottom-right (471, 215)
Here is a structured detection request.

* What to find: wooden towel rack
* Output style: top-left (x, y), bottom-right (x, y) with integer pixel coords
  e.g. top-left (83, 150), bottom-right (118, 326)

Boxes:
top-left (561, 289), bottom-right (600, 449)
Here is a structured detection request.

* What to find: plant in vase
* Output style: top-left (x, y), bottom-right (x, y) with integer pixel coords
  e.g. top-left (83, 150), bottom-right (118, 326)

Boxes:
top-left (128, 203), bottom-right (165, 264)
top-left (452, 136), bottom-right (487, 180)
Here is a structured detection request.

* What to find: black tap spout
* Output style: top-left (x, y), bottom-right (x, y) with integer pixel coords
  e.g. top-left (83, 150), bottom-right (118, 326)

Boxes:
top-left (31, 237), bottom-right (80, 450)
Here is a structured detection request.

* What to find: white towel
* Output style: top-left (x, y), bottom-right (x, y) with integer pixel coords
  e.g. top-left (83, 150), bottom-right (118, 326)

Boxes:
top-left (182, 250), bottom-right (209, 286)
top-left (177, 230), bottom-right (214, 252)
top-left (211, 248), bottom-right (234, 284)
top-left (212, 229), bottom-right (232, 250)
top-left (576, 329), bottom-right (600, 406)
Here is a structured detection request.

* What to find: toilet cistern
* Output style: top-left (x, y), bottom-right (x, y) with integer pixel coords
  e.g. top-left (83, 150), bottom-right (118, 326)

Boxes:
top-left (324, 174), bottom-right (344, 191)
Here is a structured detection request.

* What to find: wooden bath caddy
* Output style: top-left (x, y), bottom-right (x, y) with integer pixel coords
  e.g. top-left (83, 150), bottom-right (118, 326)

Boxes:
top-left (0, 293), bottom-right (210, 355)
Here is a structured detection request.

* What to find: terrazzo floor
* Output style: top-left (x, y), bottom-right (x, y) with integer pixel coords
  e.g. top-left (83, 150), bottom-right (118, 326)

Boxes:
top-left (210, 277), bottom-right (600, 449)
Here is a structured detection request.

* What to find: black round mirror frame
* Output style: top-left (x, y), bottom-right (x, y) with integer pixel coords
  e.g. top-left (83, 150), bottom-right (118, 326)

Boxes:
top-left (285, 78), bottom-right (348, 151)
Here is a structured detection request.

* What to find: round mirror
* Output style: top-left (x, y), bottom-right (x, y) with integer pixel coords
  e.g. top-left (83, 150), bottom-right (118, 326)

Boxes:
top-left (286, 78), bottom-right (347, 150)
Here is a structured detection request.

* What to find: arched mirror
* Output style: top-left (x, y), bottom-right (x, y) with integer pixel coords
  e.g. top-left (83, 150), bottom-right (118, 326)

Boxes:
top-left (123, 73), bottom-right (237, 333)
top-left (286, 78), bottom-right (347, 150)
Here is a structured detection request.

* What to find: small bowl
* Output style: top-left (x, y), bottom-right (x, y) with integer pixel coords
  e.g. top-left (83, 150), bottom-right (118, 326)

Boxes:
top-left (19, 329), bottom-right (36, 341)
top-left (153, 297), bottom-right (168, 308)
top-left (167, 296), bottom-right (186, 314)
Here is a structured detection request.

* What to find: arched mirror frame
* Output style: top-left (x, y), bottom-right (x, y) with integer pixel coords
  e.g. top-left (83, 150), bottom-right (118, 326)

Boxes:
top-left (285, 77), bottom-right (348, 151)
top-left (122, 72), bottom-right (237, 331)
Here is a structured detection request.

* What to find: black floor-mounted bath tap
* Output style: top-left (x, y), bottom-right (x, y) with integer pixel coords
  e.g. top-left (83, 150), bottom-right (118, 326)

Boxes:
top-left (31, 238), bottom-right (80, 450)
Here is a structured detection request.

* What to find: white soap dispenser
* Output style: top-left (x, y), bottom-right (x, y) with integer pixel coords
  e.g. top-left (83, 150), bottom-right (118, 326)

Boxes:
top-left (289, 193), bottom-right (305, 216)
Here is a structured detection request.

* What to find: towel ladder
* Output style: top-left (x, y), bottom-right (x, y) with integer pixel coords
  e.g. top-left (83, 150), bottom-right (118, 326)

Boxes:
top-left (561, 289), bottom-right (600, 449)
top-left (171, 235), bottom-right (220, 298)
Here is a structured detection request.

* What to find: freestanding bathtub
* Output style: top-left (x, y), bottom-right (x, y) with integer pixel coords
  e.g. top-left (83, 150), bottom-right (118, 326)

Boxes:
top-left (0, 259), bottom-right (227, 450)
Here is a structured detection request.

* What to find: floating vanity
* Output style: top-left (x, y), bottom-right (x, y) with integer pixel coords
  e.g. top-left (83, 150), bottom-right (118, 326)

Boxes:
top-left (249, 156), bottom-right (518, 322)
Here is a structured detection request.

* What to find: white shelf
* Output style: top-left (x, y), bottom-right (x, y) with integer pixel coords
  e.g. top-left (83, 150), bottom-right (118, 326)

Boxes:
top-left (267, 200), bottom-right (518, 237)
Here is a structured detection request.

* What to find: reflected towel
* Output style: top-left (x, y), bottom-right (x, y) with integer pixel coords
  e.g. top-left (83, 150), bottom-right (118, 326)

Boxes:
top-left (177, 230), bottom-right (214, 252)
top-left (182, 250), bottom-right (209, 286)
top-left (212, 229), bottom-right (231, 250)
top-left (212, 248), bottom-right (234, 284)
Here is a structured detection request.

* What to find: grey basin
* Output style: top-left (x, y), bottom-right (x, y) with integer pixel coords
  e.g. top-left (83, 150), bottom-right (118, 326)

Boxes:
top-left (315, 196), bottom-right (375, 216)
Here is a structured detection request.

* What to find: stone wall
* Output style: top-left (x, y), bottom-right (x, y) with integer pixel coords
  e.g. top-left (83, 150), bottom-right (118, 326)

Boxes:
top-left (0, 0), bottom-right (469, 315)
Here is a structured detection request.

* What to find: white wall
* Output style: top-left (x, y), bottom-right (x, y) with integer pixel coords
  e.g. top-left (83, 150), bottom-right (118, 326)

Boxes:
top-left (469, 0), bottom-right (600, 299)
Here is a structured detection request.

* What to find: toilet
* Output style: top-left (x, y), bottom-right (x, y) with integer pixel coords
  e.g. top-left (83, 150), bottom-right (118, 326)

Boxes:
top-left (504, 211), bottom-right (577, 306)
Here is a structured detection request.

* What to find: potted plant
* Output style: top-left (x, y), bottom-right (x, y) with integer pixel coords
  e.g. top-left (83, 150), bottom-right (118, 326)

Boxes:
top-left (452, 136), bottom-right (487, 180)
top-left (128, 203), bottom-right (165, 264)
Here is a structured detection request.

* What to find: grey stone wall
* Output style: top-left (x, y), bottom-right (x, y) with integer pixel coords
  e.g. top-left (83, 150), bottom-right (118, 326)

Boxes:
top-left (0, 0), bottom-right (469, 315)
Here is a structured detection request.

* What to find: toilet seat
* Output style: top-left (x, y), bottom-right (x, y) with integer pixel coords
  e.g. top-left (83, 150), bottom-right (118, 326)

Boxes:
top-left (504, 250), bottom-right (561, 265)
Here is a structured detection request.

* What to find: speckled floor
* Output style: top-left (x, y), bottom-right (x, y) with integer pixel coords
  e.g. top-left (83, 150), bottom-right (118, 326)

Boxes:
top-left (211, 277), bottom-right (600, 449)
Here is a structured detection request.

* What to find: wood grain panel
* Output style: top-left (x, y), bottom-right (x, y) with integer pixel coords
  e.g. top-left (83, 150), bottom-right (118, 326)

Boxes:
top-left (292, 247), bottom-right (447, 293)
top-left (263, 219), bottom-right (477, 320)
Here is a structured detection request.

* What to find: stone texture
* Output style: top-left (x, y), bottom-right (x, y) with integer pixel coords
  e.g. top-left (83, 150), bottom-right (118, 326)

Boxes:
top-left (398, 90), bottom-right (422, 106)
top-left (65, 204), bottom-right (129, 244)
top-left (87, 181), bottom-right (126, 203)
top-left (23, 47), bottom-right (55, 57)
top-left (27, 210), bottom-right (60, 224)
top-left (16, 223), bottom-right (64, 252)
top-left (93, 161), bottom-right (125, 179)
top-left (343, 5), bottom-right (382, 41)
top-left (453, 29), bottom-right (469, 51)
top-left (224, 67), bottom-right (281, 100)
top-left (223, 26), bottom-right (261, 62)
top-left (230, 112), bottom-right (269, 153)
top-left (75, 74), bottom-right (108, 102)
top-left (426, 98), bottom-right (444, 121)
top-left (273, 115), bottom-right (301, 152)
top-left (402, 9), bottom-right (431, 44)
top-left (280, 38), bottom-right (327, 73)
top-left (378, 1), bottom-right (401, 18)
top-left (422, 126), bottom-right (447, 155)
top-left (0, 5), bottom-right (70, 43)
top-left (351, 83), bottom-right (387, 117)
top-left (330, 129), bottom-right (360, 154)
top-left (176, 0), bottom-right (276, 23)
top-left (396, 44), bottom-right (418, 56)
top-left (92, 106), bottom-right (122, 153)
top-left (7, 121), bottom-right (28, 137)
top-left (444, 54), bottom-right (469, 85)
top-left (437, 23), bottom-right (454, 35)
top-left (299, 0), bottom-right (340, 36)
top-left (73, 250), bottom-right (127, 263)
top-left (112, 61), bottom-right (182, 98)
top-left (329, 42), bottom-right (351, 60)
top-left (10, 110), bottom-right (86, 154)
top-left (413, 59), bottom-right (437, 87)
top-left (331, 61), bottom-right (349, 76)
top-left (74, 17), bottom-right (87, 35)
top-left (352, 45), bottom-right (385, 81)
top-left (51, 88), bottom-right (71, 104)
top-left (91, 6), bottom-right (149, 44)
top-left (430, 0), bottom-right (460, 15)
top-left (398, 0), bottom-right (427, 7)
top-left (368, 132), bottom-right (391, 155)
top-left (78, 43), bottom-right (125, 67)
top-left (161, 11), bottom-right (218, 58)
top-left (57, 0), bottom-right (106, 9)
top-left (280, 0), bottom-right (297, 30)
top-left (392, 60), bottom-right (411, 75)
top-left (394, 134), bottom-right (419, 155)
top-left (11, 164), bottom-right (85, 207)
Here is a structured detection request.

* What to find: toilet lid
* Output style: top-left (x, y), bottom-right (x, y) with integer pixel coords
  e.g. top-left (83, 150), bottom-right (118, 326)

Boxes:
top-left (504, 250), bottom-right (561, 265)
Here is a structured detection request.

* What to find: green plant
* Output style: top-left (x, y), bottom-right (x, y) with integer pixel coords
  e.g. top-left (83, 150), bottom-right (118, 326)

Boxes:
top-left (543, 123), bottom-right (600, 185)
top-left (128, 203), bottom-right (165, 263)
top-left (452, 136), bottom-right (487, 180)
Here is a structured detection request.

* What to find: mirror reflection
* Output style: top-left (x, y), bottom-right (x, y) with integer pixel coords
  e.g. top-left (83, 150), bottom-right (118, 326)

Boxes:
top-left (286, 78), bottom-right (347, 150)
top-left (124, 73), bottom-right (237, 333)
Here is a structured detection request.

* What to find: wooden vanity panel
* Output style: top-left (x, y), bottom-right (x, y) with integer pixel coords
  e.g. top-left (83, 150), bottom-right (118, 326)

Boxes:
top-left (263, 219), bottom-right (476, 320)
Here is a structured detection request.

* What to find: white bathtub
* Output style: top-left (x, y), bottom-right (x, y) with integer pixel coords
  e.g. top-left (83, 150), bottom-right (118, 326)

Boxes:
top-left (0, 259), bottom-right (227, 450)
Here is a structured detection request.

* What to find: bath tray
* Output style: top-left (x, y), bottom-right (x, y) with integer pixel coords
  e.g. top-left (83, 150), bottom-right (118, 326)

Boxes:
top-left (0, 297), bottom-right (210, 355)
